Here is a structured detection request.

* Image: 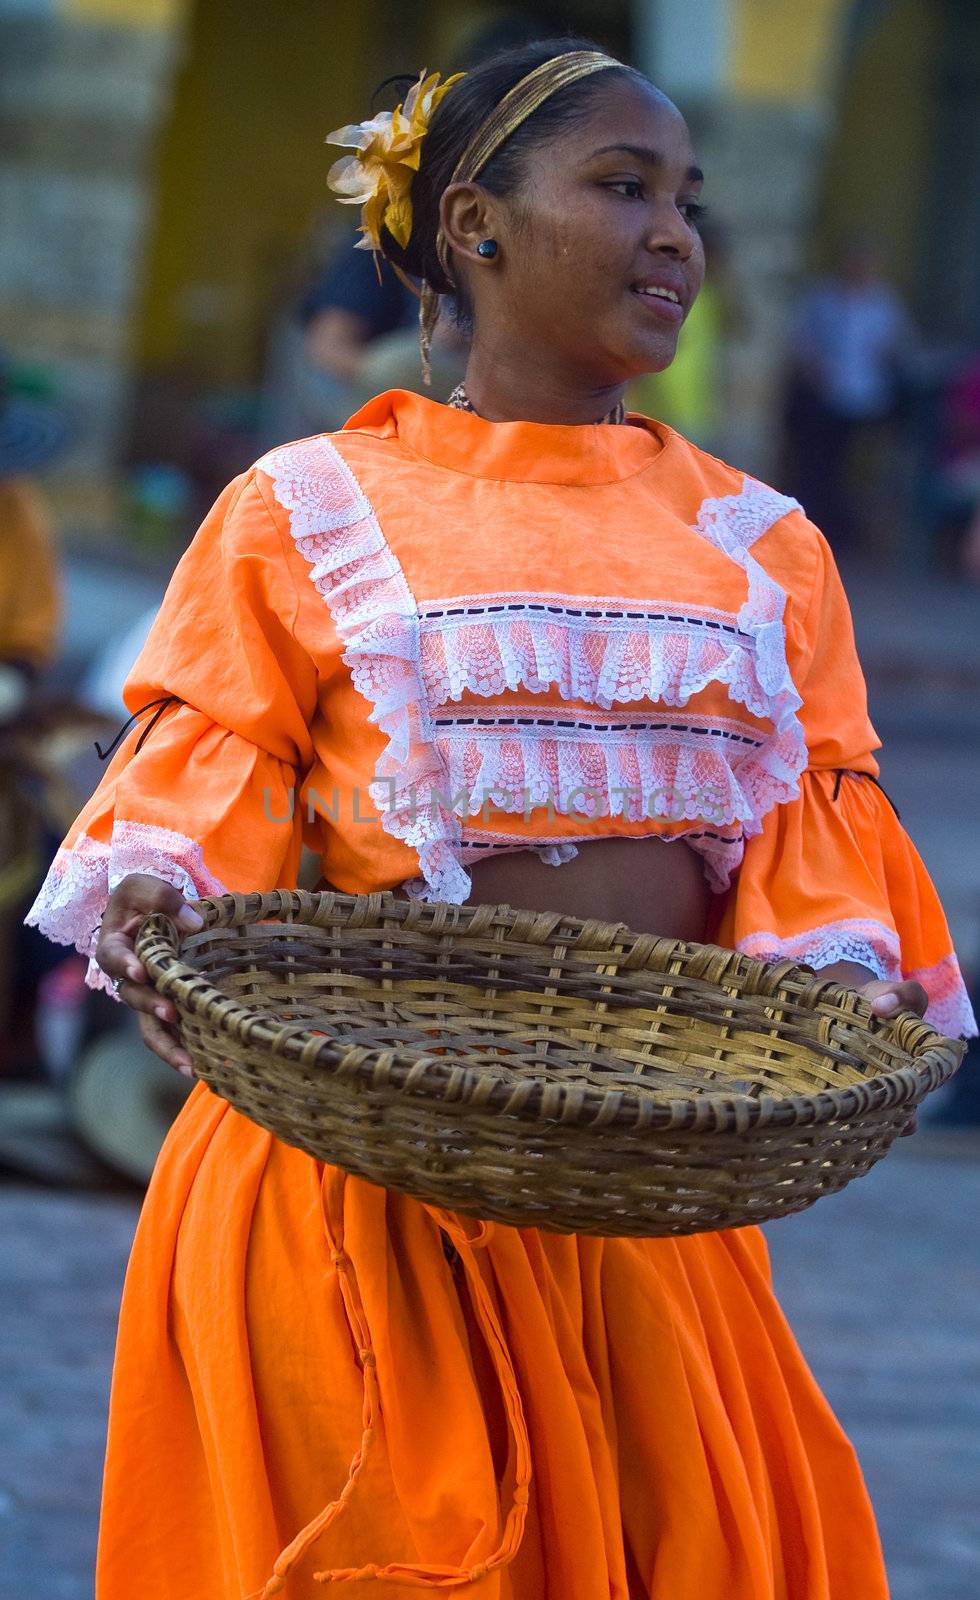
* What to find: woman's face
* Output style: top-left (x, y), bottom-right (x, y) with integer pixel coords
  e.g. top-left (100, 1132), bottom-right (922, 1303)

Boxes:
top-left (472, 75), bottom-right (706, 384)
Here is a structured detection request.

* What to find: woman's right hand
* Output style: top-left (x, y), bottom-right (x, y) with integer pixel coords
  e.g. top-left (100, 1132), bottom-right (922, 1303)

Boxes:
top-left (95, 873), bottom-right (204, 1077)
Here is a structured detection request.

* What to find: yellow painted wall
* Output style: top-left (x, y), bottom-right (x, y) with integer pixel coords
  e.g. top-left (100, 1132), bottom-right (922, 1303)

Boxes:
top-left (134, 0), bottom-right (402, 383)
top-left (730, 0), bottom-right (850, 101)
top-left (62, 0), bottom-right (191, 25)
top-left (811, 0), bottom-right (937, 301)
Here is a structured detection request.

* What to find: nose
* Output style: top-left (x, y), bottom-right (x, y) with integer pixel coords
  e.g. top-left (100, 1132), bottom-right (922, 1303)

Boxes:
top-left (643, 198), bottom-right (695, 260)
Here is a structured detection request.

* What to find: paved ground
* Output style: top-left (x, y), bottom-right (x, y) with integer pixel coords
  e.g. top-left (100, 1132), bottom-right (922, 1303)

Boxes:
top-left (843, 559), bottom-right (980, 980)
top-left (766, 1131), bottom-right (980, 1600)
top-left (0, 1182), bottom-right (137, 1600)
top-left (2, 1129), bottom-right (978, 1599)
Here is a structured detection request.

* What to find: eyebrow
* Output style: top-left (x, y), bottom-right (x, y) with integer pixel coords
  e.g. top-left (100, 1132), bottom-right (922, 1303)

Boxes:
top-left (589, 144), bottom-right (704, 183)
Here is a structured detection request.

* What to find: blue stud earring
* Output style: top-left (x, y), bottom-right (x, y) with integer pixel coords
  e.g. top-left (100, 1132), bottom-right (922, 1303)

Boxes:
top-left (477, 239), bottom-right (498, 258)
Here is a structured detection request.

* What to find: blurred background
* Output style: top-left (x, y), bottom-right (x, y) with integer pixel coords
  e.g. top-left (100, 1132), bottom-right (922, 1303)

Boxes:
top-left (1, 2), bottom-right (978, 1598)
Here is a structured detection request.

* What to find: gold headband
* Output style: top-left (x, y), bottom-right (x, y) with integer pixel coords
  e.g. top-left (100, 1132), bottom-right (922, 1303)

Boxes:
top-left (420, 49), bottom-right (623, 380)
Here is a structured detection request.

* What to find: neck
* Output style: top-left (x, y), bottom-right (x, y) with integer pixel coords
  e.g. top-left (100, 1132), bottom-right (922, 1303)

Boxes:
top-left (461, 332), bottom-right (627, 425)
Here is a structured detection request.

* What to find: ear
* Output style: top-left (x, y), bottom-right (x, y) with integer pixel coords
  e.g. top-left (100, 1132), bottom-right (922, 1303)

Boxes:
top-left (439, 182), bottom-right (501, 271)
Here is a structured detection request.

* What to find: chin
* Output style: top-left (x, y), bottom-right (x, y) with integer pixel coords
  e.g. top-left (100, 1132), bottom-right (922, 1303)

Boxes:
top-left (612, 328), bottom-right (681, 378)
top-left (637, 337), bottom-right (681, 374)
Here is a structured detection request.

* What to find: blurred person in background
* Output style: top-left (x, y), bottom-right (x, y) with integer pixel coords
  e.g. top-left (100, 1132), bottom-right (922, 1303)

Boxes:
top-left (0, 351), bottom-right (64, 1070)
top-left (257, 222), bottom-right (398, 446)
top-left (780, 233), bottom-right (916, 550)
top-left (0, 353), bottom-right (63, 732)
top-left (300, 224), bottom-right (469, 408)
top-left (27, 39), bottom-right (976, 1600)
top-left (930, 351), bottom-right (980, 581)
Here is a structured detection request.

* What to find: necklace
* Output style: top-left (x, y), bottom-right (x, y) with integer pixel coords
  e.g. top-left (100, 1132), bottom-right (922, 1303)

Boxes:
top-left (448, 384), bottom-right (626, 426)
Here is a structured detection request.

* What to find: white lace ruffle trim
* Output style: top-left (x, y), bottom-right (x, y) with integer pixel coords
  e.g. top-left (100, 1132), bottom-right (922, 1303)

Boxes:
top-left (420, 598), bottom-right (783, 720)
top-left (692, 477), bottom-right (804, 756)
top-left (259, 437), bottom-right (467, 904)
top-left (260, 439), bottom-right (807, 903)
top-left (736, 921), bottom-right (977, 1039)
top-left (24, 823), bottom-right (226, 994)
top-left (428, 714), bottom-right (797, 842)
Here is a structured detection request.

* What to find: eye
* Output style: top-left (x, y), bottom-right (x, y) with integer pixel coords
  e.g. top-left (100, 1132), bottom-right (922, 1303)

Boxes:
top-left (680, 200), bottom-right (707, 225)
top-left (606, 179), bottom-right (644, 200)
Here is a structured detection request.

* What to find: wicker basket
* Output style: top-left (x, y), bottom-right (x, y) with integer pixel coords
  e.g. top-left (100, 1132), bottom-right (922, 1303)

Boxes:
top-left (135, 889), bottom-right (965, 1237)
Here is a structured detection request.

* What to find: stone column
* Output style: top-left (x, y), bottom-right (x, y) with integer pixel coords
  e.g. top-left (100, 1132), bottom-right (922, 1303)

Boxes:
top-left (0, 1), bottom-right (188, 494)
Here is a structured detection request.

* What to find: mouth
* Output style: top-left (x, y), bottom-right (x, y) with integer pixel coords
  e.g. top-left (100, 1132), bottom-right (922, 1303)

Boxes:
top-left (630, 281), bottom-right (685, 324)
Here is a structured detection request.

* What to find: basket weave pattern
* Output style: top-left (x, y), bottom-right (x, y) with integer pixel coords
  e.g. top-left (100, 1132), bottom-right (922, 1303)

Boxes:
top-left (135, 890), bottom-right (965, 1237)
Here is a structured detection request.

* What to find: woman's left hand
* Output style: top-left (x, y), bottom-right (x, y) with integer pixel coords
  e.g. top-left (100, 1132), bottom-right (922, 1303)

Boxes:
top-left (859, 977), bottom-right (929, 1021)
top-left (858, 978), bottom-right (930, 1136)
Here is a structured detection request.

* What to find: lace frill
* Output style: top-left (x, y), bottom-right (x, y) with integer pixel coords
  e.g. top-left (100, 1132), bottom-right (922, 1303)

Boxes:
top-left (25, 823), bottom-right (226, 993)
top-left (258, 438), bottom-right (470, 902)
top-left (691, 477), bottom-right (806, 816)
top-left (736, 921), bottom-right (977, 1039)
top-left (419, 598), bottom-right (783, 719)
top-left (424, 711), bottom-right (801, 891)
top-left (262, 440), bottom-right (808, 903)
top-left (909, 953), bottom-right (978, 1040)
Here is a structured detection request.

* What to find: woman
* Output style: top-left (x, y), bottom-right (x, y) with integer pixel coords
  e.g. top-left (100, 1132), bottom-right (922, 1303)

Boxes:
top-left (28, 40), bottom-right (976, 1600)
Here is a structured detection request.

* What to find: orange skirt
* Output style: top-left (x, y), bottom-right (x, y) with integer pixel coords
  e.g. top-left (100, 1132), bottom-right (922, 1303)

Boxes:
top-left (96, 1084), bottom-right (888, 1599)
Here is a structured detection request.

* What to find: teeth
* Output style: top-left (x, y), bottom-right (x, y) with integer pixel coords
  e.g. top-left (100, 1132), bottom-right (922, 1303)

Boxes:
top-left (637, 286), bottom-right (680, 302)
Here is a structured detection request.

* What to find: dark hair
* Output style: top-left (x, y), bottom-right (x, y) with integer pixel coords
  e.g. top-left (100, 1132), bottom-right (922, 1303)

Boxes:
top-left (380, 38), bottom-right (637, 304)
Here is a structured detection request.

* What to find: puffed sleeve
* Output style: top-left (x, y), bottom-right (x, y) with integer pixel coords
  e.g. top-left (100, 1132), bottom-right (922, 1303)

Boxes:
top-left (714, 524), bottom-right (977, 1039)
top-left (25, 472), bottom-right (318, 992)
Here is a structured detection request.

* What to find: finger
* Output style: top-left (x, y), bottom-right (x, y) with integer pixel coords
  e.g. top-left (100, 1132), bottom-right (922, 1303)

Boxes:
top-left (96, 930), bottom-right (146, 986)
top-left (866, 980), bottom-right (929, 1019)
top-left (137, 1011), bottom-right (195, 1077)
top-left (861, 980), bottom-right (909, 1017)
top-left (117, 873), bottom-right (196, 915)
top-left (116, 977), bottom-right (177, 1024)
top-left (98, 879), bottom-right (205, 986)
top-left (897, 981), bottom-right (929, 1019)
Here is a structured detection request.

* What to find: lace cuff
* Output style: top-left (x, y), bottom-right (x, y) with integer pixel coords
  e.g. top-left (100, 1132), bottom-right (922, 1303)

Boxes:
top-left (25, 822), bottom-right (227, 994)
top-left (736, 920), bottom-right (977, 1040)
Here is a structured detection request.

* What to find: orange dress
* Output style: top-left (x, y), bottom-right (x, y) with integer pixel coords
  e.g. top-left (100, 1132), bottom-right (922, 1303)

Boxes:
top-left (28, 392), bottom-right (975, 1599)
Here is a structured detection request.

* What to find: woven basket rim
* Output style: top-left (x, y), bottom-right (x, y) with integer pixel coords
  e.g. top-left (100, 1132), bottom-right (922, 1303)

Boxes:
top-left (134, 890), bottom-right (964, 1134)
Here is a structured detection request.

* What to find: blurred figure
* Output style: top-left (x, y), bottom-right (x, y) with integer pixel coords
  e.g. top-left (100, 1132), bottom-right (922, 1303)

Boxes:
top-left (261, 230), bottom-right (469, 443)
top-left (627, 218), bottom-right (742, 452)
top-left (932, 353), bottom-right (980, 581)
top-left (360, 304), bottom-right (469, 400)
top-left (302, 231), bottom-right (418, 398)
top-left (0, 357), bottom-right (63, 720)
top-left (0, 352), bottom-right (65, 1067)
top-left (780, 234), bottom-right (915, 548)
top-left (259, 228), bottom-right (416, 445)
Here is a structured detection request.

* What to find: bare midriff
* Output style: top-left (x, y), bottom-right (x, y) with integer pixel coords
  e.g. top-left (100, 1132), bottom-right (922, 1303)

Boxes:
top-left (465, 835), bottom-right (711, 942)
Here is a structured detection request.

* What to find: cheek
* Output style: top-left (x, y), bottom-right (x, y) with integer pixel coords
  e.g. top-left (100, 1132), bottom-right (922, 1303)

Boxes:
top-left (529, 213), bottom-right (583, 285)
top-left (515, 191), bottom-right (627, 303)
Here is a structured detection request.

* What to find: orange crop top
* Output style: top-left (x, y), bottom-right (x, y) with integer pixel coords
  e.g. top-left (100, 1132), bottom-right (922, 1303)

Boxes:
top-left (27, 390), bottom-right (976, 1037)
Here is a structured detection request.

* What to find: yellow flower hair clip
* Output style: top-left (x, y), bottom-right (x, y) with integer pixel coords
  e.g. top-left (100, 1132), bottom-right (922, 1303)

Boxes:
top-left (326, 69), bottom-right (464, 254)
